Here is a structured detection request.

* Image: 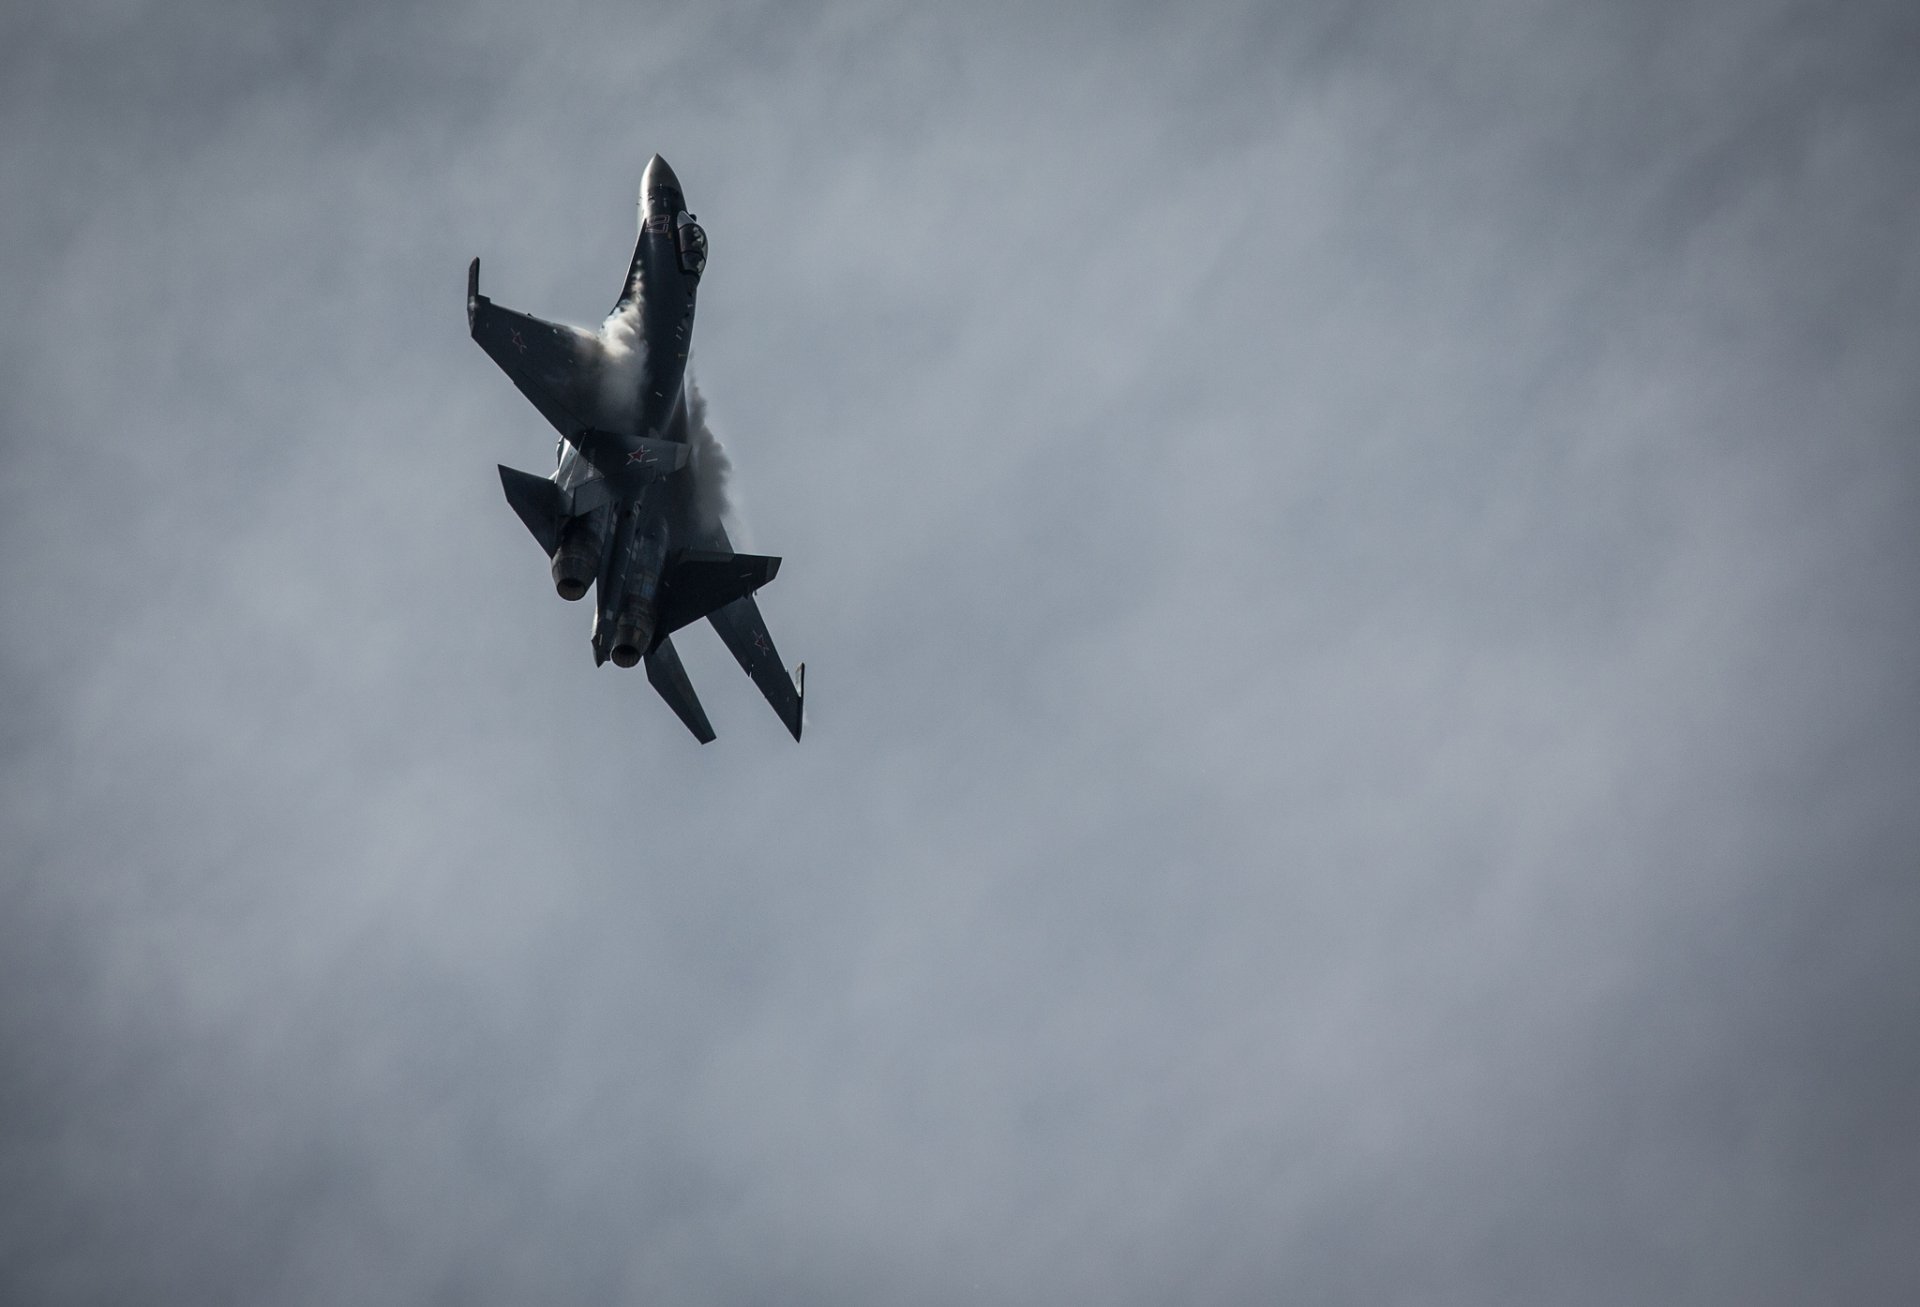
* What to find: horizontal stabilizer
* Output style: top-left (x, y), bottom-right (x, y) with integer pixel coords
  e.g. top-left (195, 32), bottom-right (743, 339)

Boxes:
top-left (645, 636), bottom-right (715, 744)
top-left (498, 465), bottom-right (565, 555)
top-left (652, 550), bottom-right (781, 646)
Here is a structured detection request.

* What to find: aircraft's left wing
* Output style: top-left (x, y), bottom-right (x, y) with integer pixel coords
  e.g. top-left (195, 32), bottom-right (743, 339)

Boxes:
top-left (468, 258), bottom-right (600, 441)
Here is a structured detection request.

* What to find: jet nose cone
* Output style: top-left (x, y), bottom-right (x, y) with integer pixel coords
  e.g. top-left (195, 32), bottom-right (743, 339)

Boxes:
top-left (642, 153), bottom-right (681, 198)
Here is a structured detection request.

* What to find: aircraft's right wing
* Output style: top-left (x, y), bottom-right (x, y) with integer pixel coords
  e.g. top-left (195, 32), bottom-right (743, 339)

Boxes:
top-left (684, 520), bottom-right (805, 741)
top-left (708, 596), bottom-right (804, 741)
top-left (467, 258), bottom-right (599, 441)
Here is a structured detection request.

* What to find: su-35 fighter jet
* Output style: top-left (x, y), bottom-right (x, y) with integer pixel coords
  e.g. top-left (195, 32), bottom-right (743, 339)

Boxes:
top-left (469, 155), bottom-right (803, 743)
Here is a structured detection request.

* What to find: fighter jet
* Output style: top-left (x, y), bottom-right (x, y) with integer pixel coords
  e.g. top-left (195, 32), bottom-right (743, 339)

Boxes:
top-left (468, 154), bottom-right (803, 743)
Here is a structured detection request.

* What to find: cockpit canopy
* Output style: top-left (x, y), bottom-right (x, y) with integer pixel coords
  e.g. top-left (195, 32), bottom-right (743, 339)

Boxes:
top-left (674, 212), bottom-right (707, 277)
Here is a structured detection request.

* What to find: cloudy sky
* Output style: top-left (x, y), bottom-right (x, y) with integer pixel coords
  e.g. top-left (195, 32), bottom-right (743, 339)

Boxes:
top-left (4, 1), bottom-right (1917, 1302)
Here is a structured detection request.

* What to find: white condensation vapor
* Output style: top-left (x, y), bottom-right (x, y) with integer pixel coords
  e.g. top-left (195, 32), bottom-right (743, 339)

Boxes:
top-left (687, 379), bottom-right (747, 547)
top-left (586, 267), bottom-right (743, 543)
top-left (594, 299), bottom-right (645, 434)
top-left (593, 288), bottom-right (647, 435)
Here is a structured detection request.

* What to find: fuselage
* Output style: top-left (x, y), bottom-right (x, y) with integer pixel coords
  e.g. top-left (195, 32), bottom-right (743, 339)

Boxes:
top-left (627, 159), bottom-right (699, 443)
top-left (565, 154), bottom-right (710, 666)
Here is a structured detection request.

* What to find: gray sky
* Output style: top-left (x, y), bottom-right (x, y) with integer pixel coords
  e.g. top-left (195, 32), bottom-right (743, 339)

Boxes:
top-left (4, 1), bottom-right (1918, 1302)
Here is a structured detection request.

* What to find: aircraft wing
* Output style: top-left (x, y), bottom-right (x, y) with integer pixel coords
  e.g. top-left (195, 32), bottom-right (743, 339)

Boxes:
top-left (708, 596), bottom-right (804, 741)
top-left (467, 258), bottom-right (600, 441)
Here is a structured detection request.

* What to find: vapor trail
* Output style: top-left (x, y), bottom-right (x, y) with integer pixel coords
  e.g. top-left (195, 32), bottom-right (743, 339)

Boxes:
top-left (593, 293), bottom-right (646, 434)
top-left (686, 379), bottom-right (744, 544)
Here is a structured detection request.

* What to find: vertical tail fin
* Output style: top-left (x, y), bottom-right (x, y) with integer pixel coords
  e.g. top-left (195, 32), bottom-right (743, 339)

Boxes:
top-left (645, 636), bottom-right (715, 743)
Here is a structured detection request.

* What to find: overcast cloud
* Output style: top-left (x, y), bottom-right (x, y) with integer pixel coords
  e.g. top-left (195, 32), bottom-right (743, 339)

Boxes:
top-left (3, 1), bottom-right (1918, 1302)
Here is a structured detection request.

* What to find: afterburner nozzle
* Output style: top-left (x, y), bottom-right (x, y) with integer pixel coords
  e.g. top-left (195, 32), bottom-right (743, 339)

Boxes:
top-left (610, 616), bottom-right (654, 668)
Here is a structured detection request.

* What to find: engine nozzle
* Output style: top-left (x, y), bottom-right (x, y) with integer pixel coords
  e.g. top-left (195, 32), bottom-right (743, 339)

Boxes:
top-left (551, 517), bottom-right (606, 602)
top-left (610, 618), bottom-right (654, 668)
